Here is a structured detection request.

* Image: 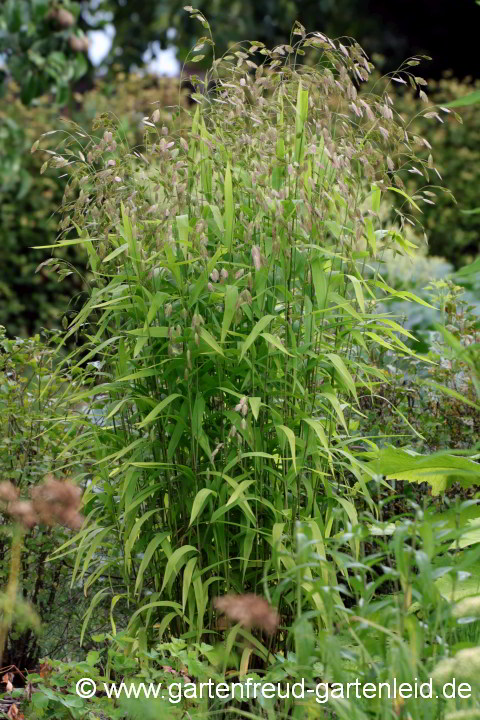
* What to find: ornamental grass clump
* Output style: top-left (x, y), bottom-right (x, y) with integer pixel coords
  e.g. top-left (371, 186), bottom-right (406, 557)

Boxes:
top-left (37, 12), bottom-right (448, 647)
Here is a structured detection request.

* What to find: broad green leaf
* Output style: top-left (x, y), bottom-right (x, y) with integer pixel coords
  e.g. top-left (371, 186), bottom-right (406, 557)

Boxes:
top-left (276, 425), bottom-right (297, 473)
top-left (239, 315), bottom-right (275, 361)
top-left (164, 242), bottom-right (182, 287)
top-left (161, 546), bottom-right (198, 592)
top-left (32, 238), bottom-right (95, 249)
top-left (451, 520), bottom-right (480, 550)
top-left (321, 392), bottom-right (348, 432)
top-left (176, 214), bottom-right (190, 247)
top-left (368, 448), bottom-right (480, 496)
top-left (226, 479), bottom-right (255, 506)
top-left (326, 353), bottom-right (358, 401)
top-left (420, 379), bottom-right (480, 412)
top-left (121, 202), bottom-right (139, 268)
top-left (294, 81), bottom-right (308, 164)
top-left (303, 418), bottom-right (331, 454)
top-left (134, 534), bottom-right (168, 593)
top-left (199, 326), bottom-right (225, 356)
top-left (312, 258), bottom-right (327, 310)
top-left (127, 327), bottom-right (169, 338)
top-left (153, 612), bottom-right (179, 640)
top-left (248, 397), bottom-right (262, 421)
top-left (364, 217), bottom-right (376, 253)
top-left (125, 511), bottom-right (163, 571)
top-left (192, 392), bottom-right (205, 439)
top-left (102, 243), bottom-right (129, 263)
top-left (347, 274), bottom-right (365, 313)
top-left (127, 601), bottom-right (182, 630)
top-left (136, 393), bottom-right (181, 428)
top-left (371, 184), bottom-right (381, 213)
top-left (182, 556), bottom-right (198, 610)
top-left (453, 256), bottom-right (480, 277)
top-left (336, 496), bottom-right (359, 559)
top-left (260, 332), bottom-right (293, 356)
top-left (436, 567), bottom-right (480, 602)
top-left (386, 186), bottom-right (422, 213)
top-left (189, 488), bottom-right (217, 526)
top-left (446, 90), bottom-right (480, 108)
top-left (365, 331), bottom-right (395, 351)
top-left (209, 204), bottom-right (224, 236)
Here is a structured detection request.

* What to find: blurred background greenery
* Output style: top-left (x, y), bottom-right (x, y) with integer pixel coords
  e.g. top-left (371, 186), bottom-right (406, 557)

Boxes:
top-left (1, 0), bottom-right (479, 338)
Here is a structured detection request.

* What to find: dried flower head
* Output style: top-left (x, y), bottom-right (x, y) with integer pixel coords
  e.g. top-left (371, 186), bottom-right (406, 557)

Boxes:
top-left (30, 477), bottom-right (83, 530)
top-left (214, 593), bottom-right (279, 634)
top-left (8, 501), bottom-right (38, 529)
top-left (0, 481), bottom-right (19, 504)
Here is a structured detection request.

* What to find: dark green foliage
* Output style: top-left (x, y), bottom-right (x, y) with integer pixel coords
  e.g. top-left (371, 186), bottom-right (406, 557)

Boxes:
top-left (394, 76), bottom-right (480, 268)
top-left (0, 0), bottom-right (89, 105)
top-left (0, 329), bottom-right (92, 667)
top-left (0, 98), bottom-right (86, 338)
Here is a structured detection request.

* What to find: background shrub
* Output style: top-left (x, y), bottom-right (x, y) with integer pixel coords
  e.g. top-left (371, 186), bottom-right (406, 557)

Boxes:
top-left (394, 75), bottom-right (480, 268)
top-left (0, 75), bottom-right (190, 338)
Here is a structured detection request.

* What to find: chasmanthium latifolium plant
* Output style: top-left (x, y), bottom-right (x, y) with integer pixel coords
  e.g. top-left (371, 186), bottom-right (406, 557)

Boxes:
top-left (35, 12), bottom-right (451, 646)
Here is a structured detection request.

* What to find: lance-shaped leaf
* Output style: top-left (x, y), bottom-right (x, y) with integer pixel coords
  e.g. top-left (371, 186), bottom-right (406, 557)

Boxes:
top-left (239, 315), bottom-right (275, 361)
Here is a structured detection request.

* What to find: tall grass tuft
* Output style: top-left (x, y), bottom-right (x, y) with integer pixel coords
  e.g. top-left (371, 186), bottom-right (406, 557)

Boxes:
top-left (37, 14), bottom-right (453, 653)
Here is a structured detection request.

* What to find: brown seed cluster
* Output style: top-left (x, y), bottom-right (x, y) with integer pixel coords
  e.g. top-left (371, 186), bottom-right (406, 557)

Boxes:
top-left (214, 593), bottom-right (280, 635)
top-left (0, 477), bottom-right (83, 531)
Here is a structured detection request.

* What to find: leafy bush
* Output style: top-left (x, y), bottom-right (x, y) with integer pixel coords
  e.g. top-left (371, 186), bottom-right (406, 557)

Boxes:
top-left (0, 75), bottom-right (190, 338)
top-left (0, 327), bottom-right (98, 667)
top-left (0, 0), bottom-right (88, 105)
top-left (22, 508), bottom-right (480, 720)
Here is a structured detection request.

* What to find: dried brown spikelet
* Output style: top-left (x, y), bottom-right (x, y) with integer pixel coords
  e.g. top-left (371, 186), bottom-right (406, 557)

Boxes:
top-left (214, 593), bottom-right (280, 634)
top-left (30, 477), bottom-right (83, 530)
